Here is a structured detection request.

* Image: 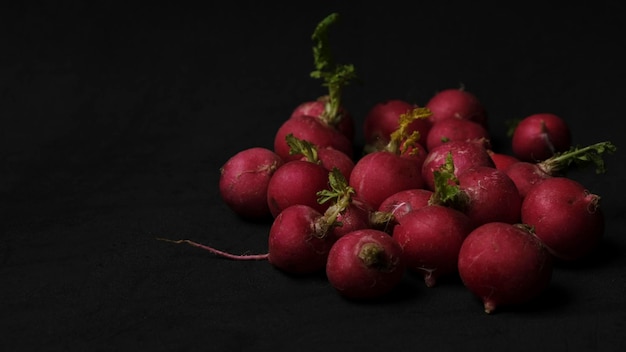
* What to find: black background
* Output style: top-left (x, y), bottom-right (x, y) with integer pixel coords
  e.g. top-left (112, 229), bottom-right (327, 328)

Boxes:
top-left (2, 2), bottom-right (625, 351)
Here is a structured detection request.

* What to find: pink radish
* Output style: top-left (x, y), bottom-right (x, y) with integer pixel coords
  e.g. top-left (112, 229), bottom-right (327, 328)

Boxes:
top-left (326, 228), bottom-right (406, 299)
top-left (349, 107), bottom-right (431, 209)
top-left (374, 188), bottom-right (434, 232)
top-left (511, 112), bottom-right (571, 162)
top-left (521, 177), bottom-right (605, 261)
top-left (291, 96), bottom-right (355, 141)
top-left (421, 139), bottom-right (495, 191)
top-left (505, 141), bottom-right (616, 199)
top-left (392, 204), bottom-right (472, 287)
top-left (219, 147), bottom-right (284, 219)
top-left (425, 87), bottom-right (488, 129)
top-left (458, 222), bottom-right (553, 314)
top-left (487, 150), bottom-right (520, 171)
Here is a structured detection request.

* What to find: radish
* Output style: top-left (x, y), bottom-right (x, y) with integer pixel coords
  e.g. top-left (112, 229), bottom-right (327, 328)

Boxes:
top-left (429, 153), bottom-right (522, 228)
top-left (266, 159), bottom-right (331, 218)
top-left (505, 141), bottom-right (616, 199)
top-left (487, 149), bottom-right (520, 171)
top-left (374, 188), bottom-right (434, 232)
top-left (421, 139), bottom-right (495, 191)
top-left (219, 147), bottom-right (284, 220)
top-left (274, 13), bottom-right (357, 162)
top-left (457, 222), bottom-right (553, 314)
top-left (291, 97), bottom-right (355, 142)
top-left (392, 204), bottom-right (472, 287)
top-left (349, 107), bottom-right (431, 209)
top-left (425, 87), bottom-right (488, 129)
top-left (159, 170), bottom-right (361, 275)
top-left (326, 228), bottom-right (406, 299)
top-left (521, 177), bottom-right (605, 261)
top-left (286, 133), bottom-right (355, 179)
top-left (510, 112), bottom-right (571, 162)
top-left (425, 117), bottom-right (491, 151)
top-left (362, 99), bottom-right (432, 153)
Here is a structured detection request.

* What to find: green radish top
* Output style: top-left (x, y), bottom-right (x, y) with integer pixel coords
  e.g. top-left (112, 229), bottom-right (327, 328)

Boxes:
top-left (429, 153), bottom-right (470, 211)
top-left (316, 167), bottom-right (356, 234)
top-left (310, 12), bottom-right (358, 127)
top-left (537, 141), bottom-right (617, 175)
top-left (384, 107), bottom-right (432, 155)
top-left (286, 133), bottom-right (319, 163)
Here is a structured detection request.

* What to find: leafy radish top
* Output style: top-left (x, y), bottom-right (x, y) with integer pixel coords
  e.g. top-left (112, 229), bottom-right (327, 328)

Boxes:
top-left (310, 13), bottom-right (358, 127)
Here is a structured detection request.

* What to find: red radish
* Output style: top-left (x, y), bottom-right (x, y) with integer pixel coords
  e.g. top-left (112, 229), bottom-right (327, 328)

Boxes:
top-left (286, 133), bottom-right (355, 179)
top-left (316, 168), bottom-right (373, 241)
top-left (458, 222), bottom-right (553, 314)
top-left (421, 139), bottom-right (495, 191)
top-left (511, 112), bottom-right (571, 162)
top-left (349, 108), bottom-right (431, 210)
top-left (362, 99), bottom-right (432, 152)
top-left (274, 114), bottom-right (353, 162)
top-left (374, 188), bottom-right (434, 232)
top-left (430, 154), bottom-right (522, 228)
top-left (425, 117), bottom-right (491, 151)
top-left (425, 87), bottom-right (488, 129)
top-left (487, 150), bottom-right (520, 171)
top-left (219, 147), bottom-right (284, 219)
top-left (521, 177), bottom-right (605, 261)
top-left (392, 204), bottom-right (473, 287)
top-left (291, 96), bottom-right (355, 141)
top-left (274, 13), bottom-right (357, 162)
top-left (326, 228), bottom-right (406, 299)
top-left (266, 159), bottom-right (331, 218)
top-left (505, 141), bottom-right (616, 199)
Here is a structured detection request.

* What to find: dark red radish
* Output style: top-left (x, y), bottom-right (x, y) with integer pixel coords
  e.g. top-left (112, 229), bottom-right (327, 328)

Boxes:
top-left (266, 159), bottom-right (331, 218)
top-left (425, 117), bottom-right (491, 151)
top-left (392, 204), bottom-right (473, 287)
top-left (429, 154), bottom-right (522, 228)
top-left (521, 177), bottom-right (605, 261)
top-left (219, 147), bottom-right (284, 219)
top-left (421, 139), bottom-right (495, 191)
top-left (425, 87), bottom-right (488, 129)
top-left (286, 133), bottom-right (355, 179)
top-left (274, 114), bottom-right (353, 162)
top-left (326, 229), bottom-right (406, 299)
top-left (349, 108), bottom-right (431, 210)
top-left (375, 188), bottom-right (434, 232)
top-left (505, 141), bottom-right (617, 199)
top-left (487, 150), bottom-right (520, 171)
top-left (291, 96), bottom-right (355, 141)
top-left (363, 99), bottom-right (432, 152)
top-left (157, 204), bottom-right (336, 275)
top-left (511, 112), bottom-right (572, 162)
top-left (458, 222), bottom-right (553, 314)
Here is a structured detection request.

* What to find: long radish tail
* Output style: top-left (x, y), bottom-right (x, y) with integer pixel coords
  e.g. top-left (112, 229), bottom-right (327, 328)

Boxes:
top-left (156, 238), bottom-right (269, 260)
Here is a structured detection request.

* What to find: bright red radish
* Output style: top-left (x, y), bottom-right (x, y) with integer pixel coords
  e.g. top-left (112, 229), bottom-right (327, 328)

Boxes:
top-left (425, 87), bottom-right (488, 129)
top-left (291, 96), bottom-right (355, 141)
top-left (363, 99), bottom-right (432, 152)
top-left (505, 141), bottom-right (616, 199)
top-left (425, 117), bottom-right (491, 151)
top-left (458, 222), bottom-right (553, 314)
top-left (392, 204), bottom-right (472, 287)
top-left (326, 229), bottom-right (406, 299)
top-left (521, 177), bottom-right (605, 261)
top-left (349, 108), bottom-right (431, 209)
top-left (421, 139), bottom-right (495, 191)
top-left (219, 147), bottom-right (284, 219)
top-left (511, 112), bottom-right (571, 162)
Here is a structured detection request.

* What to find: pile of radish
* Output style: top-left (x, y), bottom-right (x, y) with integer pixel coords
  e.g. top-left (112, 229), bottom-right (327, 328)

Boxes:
top-left (159, 13), bottom-right (617, 314)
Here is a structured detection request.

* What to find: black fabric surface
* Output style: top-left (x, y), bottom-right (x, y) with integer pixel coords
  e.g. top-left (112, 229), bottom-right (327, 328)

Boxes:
top-left (2, 2), bottom-right (625, 351)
